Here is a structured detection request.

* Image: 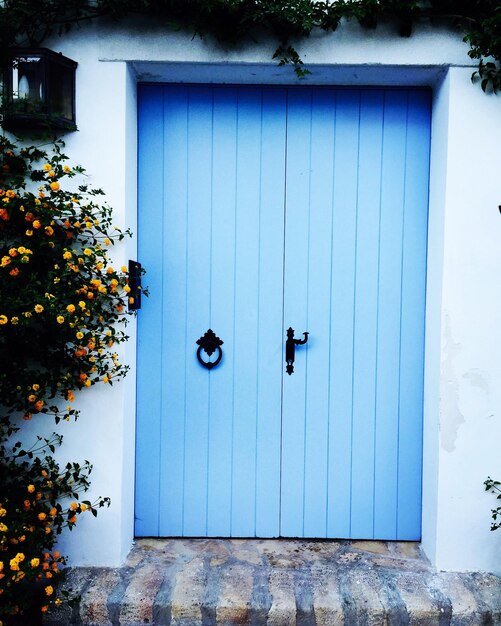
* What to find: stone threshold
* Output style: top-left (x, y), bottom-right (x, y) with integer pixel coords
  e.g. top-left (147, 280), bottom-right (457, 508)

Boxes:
top-left (44, 538), bottom-right (501, 625)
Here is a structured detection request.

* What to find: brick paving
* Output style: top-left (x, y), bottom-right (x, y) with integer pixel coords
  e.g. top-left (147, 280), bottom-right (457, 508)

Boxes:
top-left (44, 538), bottom-right (501, 625)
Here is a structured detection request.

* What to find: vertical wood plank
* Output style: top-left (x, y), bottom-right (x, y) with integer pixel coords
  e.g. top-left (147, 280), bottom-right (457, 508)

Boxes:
top-left (182, 86), bottom-right (213, 535)
top-left (158, 86), bottom-right (189, 535)
top-left (327, 90), bottom-right (361, 538)
top-left (135, 85), bottom-right (164, 536)
top-left (350, 91), bottom-right (384, 539)
top-left (281, 88), bottom-right (313, 537)
top-left (373, 91), bottom-right (408, 539)
top-left (205, 87), bottom-right (238, 535)
top-left (254, 89), bottom-right (287, 537)
top-left (397, 91), bottom-right (430, 539)
top-left (302, 90), bottom-right (337, 537)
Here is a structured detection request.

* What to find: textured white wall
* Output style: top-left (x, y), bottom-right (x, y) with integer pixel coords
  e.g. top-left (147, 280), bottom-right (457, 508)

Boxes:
top-left (11, 19), bottom-right (497, 572)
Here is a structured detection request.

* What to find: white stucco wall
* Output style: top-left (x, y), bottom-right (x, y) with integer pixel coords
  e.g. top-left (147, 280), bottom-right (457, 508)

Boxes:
top-left (6, 18), bottom-right (500, 573)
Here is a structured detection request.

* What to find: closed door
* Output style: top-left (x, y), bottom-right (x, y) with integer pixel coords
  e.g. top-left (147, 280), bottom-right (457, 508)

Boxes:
top-left (135, 84), bottom-right (430, 540)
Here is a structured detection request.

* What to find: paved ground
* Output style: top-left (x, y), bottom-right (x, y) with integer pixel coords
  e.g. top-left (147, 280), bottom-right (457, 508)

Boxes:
top-left (44, 538), bottom-right (501, 625)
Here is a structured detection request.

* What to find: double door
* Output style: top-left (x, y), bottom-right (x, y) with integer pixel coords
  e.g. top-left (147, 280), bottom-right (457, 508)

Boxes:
top-left (135, 84), bottom-right (430, 539)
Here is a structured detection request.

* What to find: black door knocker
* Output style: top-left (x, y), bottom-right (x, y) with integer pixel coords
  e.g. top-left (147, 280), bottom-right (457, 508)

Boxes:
top-left (285, 327), bottom-right (309, 375)
top-left (196, 329), bottom-right (224, 370)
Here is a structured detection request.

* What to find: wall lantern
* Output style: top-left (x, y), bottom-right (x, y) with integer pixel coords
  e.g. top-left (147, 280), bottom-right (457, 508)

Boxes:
top-left (2, 48), bottom-right (77, 132)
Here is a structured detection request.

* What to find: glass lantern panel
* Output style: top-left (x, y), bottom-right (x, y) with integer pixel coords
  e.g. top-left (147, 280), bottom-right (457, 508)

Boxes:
top-left (12, 56), bottom-right (44, 111)
top-left (47, 62), bottom-right (73, 121)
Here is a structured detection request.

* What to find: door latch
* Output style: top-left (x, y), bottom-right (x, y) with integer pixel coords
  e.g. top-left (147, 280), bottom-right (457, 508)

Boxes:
top-left (285, 327), bottom-right (309, 375)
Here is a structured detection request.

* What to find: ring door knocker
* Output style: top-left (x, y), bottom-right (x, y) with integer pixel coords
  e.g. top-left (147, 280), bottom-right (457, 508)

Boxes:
top-left (196, 329), bottom-right (224, 370)
top-left (285, 327), bottom-right (309, 375)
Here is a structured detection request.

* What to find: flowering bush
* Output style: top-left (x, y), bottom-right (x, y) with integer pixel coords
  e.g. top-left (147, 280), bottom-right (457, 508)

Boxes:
top-left (0, 433), bottom-right (110, 623)
top-left (0, 136), bottom-right (133, 425)
top-left (0, 137), bottom-right (136, 624)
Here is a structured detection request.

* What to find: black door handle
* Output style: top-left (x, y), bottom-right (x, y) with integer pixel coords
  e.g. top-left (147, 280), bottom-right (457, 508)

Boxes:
top-left (285, 327), bottom-right (309, 375)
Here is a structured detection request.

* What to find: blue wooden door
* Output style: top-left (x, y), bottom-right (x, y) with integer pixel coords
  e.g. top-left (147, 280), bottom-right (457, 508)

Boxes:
top-left (136, 85), bottom-right (430, 539)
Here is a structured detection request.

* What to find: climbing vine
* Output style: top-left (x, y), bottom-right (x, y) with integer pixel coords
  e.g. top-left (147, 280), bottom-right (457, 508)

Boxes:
top-left (0, 0), bottom-right (500, 91)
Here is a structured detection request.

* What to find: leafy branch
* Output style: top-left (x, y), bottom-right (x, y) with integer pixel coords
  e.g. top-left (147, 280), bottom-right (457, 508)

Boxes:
top-left (0, 0), bottom-right (500, 91)
top-left (485, 477), bottom-right (501, 531)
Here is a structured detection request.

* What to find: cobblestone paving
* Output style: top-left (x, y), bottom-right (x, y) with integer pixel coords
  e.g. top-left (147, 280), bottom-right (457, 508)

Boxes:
top-left (44, 538), bottom-right (501, 625)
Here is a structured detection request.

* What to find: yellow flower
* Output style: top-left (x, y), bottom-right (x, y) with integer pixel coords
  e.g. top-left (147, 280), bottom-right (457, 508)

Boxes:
top-left (104, 238), bottom-right (111, 246)
top-left (11, 317), bottom-right (19, 325)
top-left (56, 316), bottom-right (65, 324)
top-left (66, 304), bottom-right (76, 314)
top-left (6, 189), bottom-right (15, 198)
top-left (9, 559), bottom-right (19, 571)
top-left (103, 375), bottom-right (110, 383)
top-left (25, 230), bottom-right (33, 236)
top-left (69, 502), bottom-right (78, 511)
top-left (80, 503), bottom-right (87, 512)
top-left (0, 509), bottom-right (5, 517)
top-left (123, 285), bottom-right (131, 293)
top-left (63, 250), bottom-right (72, 260)
top-left (45, 226), bottom-right (54, 236)
top-left (78, 301), bottom-right (86, 309)
top-left (121, 265), bottom-right (127, 273)
top-left (15, 553), bottom-right (25, 562)
top-left (28, 394), bottom-right (36, 403)
top-left (8, 248), bottom-right (17, 257)
top-left (84, 379), bottom-right (91, 387)
top-left (33, 384), bottom-right (40, 391)
top-left (48, 170), bottom-right (55, 178)
top-left (76, 331), bottom-right (84, 340)
top-left (30, 558), bottom-right (40, 568)
top-left (0, 256), bottom-right (10, 267)
top-left (43, 163), bottom-right (52, 171)
top-left (32, 220), bottom-right (41, 229)
top-left (45, 585), bottom-right (54, 596)
top-left (34, 304), bottom-right (44, 313)
top-left (63, 165), bottom-right (71, 173)
top-left (55, 598), bottom-right (63, 606)
top-left (27, 485), bottom-right (35, 493)
top-left (0, 315), bottom-right (8, 325)
top-left (49, 182), bottom-right (60, 191)
top-left (0, 523), bottom-right (7, 532)
top-left (83, 248), bottom-right (93, 256)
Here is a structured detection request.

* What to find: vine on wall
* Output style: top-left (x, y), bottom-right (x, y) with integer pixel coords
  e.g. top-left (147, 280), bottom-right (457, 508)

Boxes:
top-left (0, 138), bottom-right (134, 624)
top-left (0, 0), bottom-right (500, 91)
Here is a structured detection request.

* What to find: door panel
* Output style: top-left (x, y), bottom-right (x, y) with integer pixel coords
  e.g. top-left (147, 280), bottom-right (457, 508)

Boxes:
top-left (136, 85), bottom-right (286, 537)
top-left (136, 84), bottom-right (430, 540)
top-left (280, 89), bottom-right (430, 539)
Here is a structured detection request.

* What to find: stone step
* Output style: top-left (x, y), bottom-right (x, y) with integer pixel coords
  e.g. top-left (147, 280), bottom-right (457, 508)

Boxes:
top-left (43, 538), bottom-right (501, 626)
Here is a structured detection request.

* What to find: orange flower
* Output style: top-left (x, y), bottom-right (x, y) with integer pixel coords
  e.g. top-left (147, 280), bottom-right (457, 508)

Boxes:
top-left (34, 400), bottom-right (44, 411)
top-left (9, 267), bottom-right (19, 277)
top-left (50, 182), bottom-right (60, 191)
